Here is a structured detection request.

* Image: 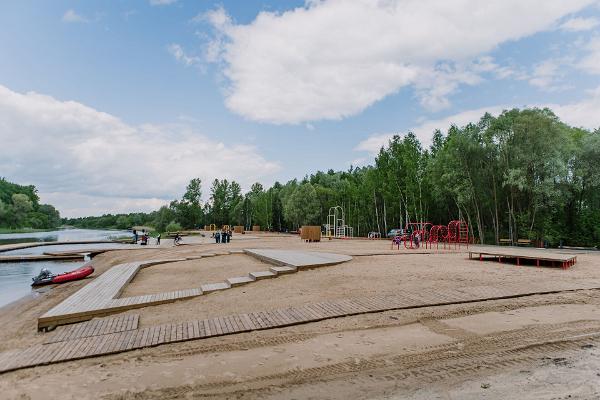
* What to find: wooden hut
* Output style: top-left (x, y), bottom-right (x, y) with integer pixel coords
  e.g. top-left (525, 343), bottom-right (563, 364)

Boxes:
top-left (301, 226), bottom-right (321, 242)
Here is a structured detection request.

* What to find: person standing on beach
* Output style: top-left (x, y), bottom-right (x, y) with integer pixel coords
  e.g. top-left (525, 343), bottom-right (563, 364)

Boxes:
top-left (156, 233), bottom-right (161, 245)
top-left (133, 229), bottom-right (138, 243)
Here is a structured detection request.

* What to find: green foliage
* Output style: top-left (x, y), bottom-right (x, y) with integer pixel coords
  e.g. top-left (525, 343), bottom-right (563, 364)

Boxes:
top-left (283, 183), bottom-right (320, 228)
top-left (0, 178), bottom-right (61, 230)
top-left (165, 221), bottom-right (182, 232)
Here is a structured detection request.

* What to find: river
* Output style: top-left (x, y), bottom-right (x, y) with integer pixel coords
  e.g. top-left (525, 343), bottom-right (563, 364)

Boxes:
top-left (0, 229), bottom-right (132, 308)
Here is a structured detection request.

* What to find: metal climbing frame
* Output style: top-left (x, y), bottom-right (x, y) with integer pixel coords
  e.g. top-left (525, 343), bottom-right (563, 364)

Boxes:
top-left (325, 206), bottom-right (354, 239)
top-left (403, 222), bottom-right (432, 249)
top-left (447, 220), bottom-right (469, 248)
top-left (428, 225), bottom-right (449, 249)
top-left (390, 220), bottom-right (469, 250)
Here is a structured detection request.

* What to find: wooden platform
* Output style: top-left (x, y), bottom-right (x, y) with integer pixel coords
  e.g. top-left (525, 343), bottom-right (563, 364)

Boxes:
top-left (38, 258), bottom-right (195, 330)
top-left (469, 248), bottom-right (577, 269)
top-left (0, 240), bottom-right (118, 254)
top-left (0, 254), bottom-right (85, 263)
top-left (44, 314), bottom-right (139, 344)
top-left (4, 279), bottom-right (600, 374)
top-left (244, 249), bottom-right (352, 269)
top-left (37, 249), bottom-right (353, 330)
top-left (43, 248), bottom-right (124, 257)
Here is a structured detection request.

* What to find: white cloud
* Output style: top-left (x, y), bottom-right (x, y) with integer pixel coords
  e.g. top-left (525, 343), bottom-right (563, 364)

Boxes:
top-left (62, 9), bottom-right (89, 23)
top-left (167, 43), bottom-right (201, 67)
top-left (549, 86), bottom-right (600, 129)
top-left (207, 0), bottom-right (595, 124)
top-left (149, 0), bottom-right (177, 6)
top-left (528, 58), bottom-right (572, 91)
top-left (560, 16), bottom-right (600, 31)
top-left (0, 85), bottom-right (279, 217)
top-left (578, 36), bottom-right (600, 74)
top-left (355, 88), bottom-right (600, 154)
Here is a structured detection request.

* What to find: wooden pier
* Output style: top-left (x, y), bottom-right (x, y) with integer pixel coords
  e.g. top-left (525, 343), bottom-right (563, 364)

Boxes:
top-left (469, 248), bottom-right (577, 269)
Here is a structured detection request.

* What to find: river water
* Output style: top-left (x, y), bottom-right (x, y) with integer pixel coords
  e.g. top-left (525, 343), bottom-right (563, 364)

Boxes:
top-left (0, 229), bottom-right (132, 308)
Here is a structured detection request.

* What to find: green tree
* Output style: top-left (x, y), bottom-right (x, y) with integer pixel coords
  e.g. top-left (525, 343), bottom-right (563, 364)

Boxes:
top-left (283, 183), bottom-right (320, 228)
top-left (11, 193), bottom-right (33, 227)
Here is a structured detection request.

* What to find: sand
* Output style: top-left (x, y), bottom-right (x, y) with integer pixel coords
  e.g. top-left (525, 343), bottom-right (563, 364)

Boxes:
top-left (1, 233), bottom-right (600, 399)
top-left (120, 254), bottom-right (270, 297)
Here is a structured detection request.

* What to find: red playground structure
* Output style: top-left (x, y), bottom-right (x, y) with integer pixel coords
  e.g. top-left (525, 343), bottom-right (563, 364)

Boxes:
top-left (391, 219), bottom-right (469, 250)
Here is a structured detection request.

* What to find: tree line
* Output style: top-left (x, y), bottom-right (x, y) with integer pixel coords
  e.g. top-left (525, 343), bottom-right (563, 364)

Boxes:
top-left (0, 178), bottom-right (61, 230)
top-left (64, 108), bottom-right (600, 247)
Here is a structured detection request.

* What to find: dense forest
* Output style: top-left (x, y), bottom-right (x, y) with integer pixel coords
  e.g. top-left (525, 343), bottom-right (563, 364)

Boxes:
top-left (64, 108), bottom-right (600, 247)
top-left (0, 178), bottom-right (61, 230)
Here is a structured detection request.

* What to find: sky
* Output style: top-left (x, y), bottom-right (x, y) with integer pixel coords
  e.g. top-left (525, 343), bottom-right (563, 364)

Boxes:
top-left (1, 0), bottom-right (600, 217)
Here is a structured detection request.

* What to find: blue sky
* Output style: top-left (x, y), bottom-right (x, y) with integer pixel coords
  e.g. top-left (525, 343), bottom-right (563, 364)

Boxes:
top-left (1, 0), bottom-right (600, 217)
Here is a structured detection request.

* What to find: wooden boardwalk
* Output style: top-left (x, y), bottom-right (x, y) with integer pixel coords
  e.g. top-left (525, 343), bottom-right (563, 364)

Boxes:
top-left (469, 248), bottom-right (577, 269)
top-left (44, 314), bottom-right (139, 344)
top-left (38, 258), bottom-right (194, 330)
top-left (3, 279), bottom-right (600, 374)
top-left (38, 249), bottom-right (353, 330)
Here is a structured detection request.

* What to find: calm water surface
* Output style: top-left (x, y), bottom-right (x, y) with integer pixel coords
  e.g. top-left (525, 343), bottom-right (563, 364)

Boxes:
top-left (0, 229), bottom-right (132, 308)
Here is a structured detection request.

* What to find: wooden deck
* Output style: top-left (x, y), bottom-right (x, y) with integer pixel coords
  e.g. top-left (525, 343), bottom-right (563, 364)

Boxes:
top-left (0, 254), bottom-right (85, 263)
top-left (37, 249), bottom-right (353, 330)
top-left (4, 279), bottom-right (600, 374)
top-left (244, 249), bottom-right (352, 269)
top-left (469, 248), bottom-right (577, 269)
top-left (0, 240), bottom-right (118, 254)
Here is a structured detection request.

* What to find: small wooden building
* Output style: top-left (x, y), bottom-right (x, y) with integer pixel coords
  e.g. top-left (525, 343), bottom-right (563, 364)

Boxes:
top-left (233, 225), bottom-right (244, 234)
top-left (252, 225), bottom-right (261, 232)
top-left (301, 226), bottom-right (321, 242)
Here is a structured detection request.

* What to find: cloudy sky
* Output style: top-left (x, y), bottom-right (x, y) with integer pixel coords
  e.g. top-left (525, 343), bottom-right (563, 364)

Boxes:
top-left (1, 0), bottom-right (600, 217)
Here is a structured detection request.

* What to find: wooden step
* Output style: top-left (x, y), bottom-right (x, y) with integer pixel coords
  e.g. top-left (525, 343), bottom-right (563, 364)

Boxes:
top-left (200, 282), bottom-right (231, 293)
top-left (270, 266), bottom-right (297, 274)
top-left (227, 276), bottom-right (255, 287)
top-left (249, 270), bottom-right (277, 280)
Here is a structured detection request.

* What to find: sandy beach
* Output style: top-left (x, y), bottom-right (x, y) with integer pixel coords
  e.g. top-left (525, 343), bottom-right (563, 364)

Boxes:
top-left (1, 233), bottom-right (599, 399)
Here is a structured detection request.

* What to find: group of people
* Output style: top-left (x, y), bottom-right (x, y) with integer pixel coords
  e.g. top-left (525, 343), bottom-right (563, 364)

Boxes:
top-left (132, 229), bottom-right (151, 245)
top-left (132, 229), bottom-right (161, 246)
top-left (213, 230), bottom-right (232, 244)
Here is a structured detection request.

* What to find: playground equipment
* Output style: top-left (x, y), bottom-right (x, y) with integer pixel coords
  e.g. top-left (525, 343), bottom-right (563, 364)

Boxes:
top-left (428, 225), bottom-right (449, 249)
top-left (204, 224), bottom-right (217, 232)
top-left (446, 220), bottom-right (469, 248)
top-left (391, 220), bottom-right (469, 250)
top-left (403, 222), bottom-right (432, 249)
top-left (325, 206), bottom-right (354, 239)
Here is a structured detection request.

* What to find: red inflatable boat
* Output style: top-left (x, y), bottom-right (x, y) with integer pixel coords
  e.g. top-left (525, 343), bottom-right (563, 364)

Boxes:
top-left (52, 266), bottom-right (94, 283)
top-left (31, 266), bottom-right (95, 286)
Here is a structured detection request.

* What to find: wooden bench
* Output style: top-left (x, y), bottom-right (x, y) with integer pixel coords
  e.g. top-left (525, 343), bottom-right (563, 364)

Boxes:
top-left (517, 239), bottom-right (532, 246)
top-left (499, 238), bottom-right (512, 245)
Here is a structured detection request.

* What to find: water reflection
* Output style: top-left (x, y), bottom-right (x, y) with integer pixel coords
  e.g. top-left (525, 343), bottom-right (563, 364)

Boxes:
top-left (0, 229), bottom-right (133, 308)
